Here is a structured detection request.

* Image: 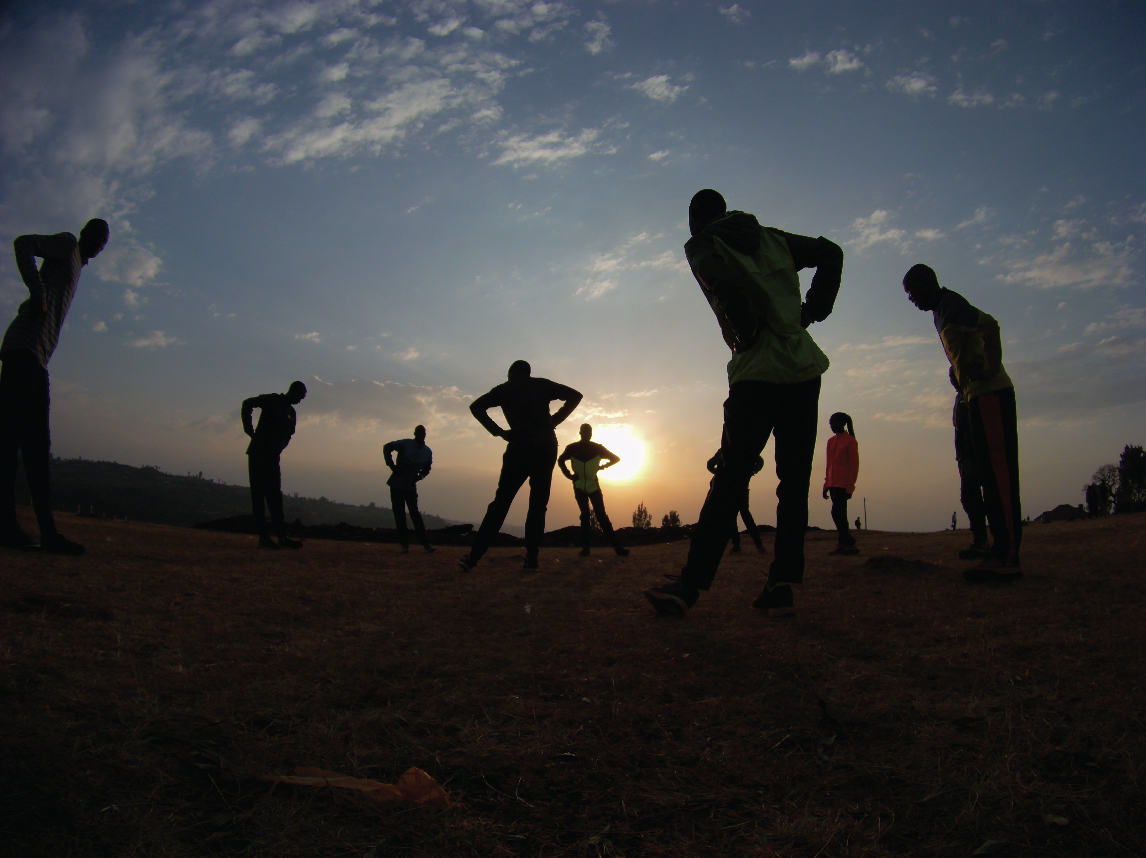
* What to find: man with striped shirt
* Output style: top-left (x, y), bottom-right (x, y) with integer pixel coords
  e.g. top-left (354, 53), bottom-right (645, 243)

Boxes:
top-left (1, 218), bottom-right (109, 554)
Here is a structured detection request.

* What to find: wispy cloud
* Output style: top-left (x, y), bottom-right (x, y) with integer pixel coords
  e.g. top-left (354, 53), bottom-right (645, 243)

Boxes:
top-left (295, 331), bottom-right (321, 343)
top-left (92, 321), bottom-right (108, 333)
top-left (719, 5), bottom-right (751, 25)
top-left (494, 127), bottom-right (603, 166)
top-left (847, 210), bottom-right (906, 251)
top-left (631, 75), bottom-right (687, 104)
top-left (92, 243), bottom-right (162, 288)
top-left (886, 72), bottom-right (938, 97)
top-left (130, 330), bottom-right (181, 348)
top-left (1084, 307), bottom-right (1146, 335)
top-left (583, 19), bottom-right (613, 54)
top-left (948, 88), bottom-right (994, 107)
top-left (825, 49), bottom-right (863, 73)
top-left (395, 347), bottom-right (420, 360)
top-left (789, 51), bottom-right (821, 72)
top-left (998, 238), bottom-right (1136, 290)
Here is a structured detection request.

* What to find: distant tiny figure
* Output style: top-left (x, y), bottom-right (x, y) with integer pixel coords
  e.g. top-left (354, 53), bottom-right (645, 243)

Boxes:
top-left (458, 361), bottom-right (582, 572)
top-left (242, 381), bottom-right (307, 550)
top-left (822, 412), bottom-right (859, 555)
top-left (950, 368), bottom-right (990, 559)
top-left (644, 189), bottom-right (843, 618)
top-left (855, 517), bottom-right (861, 531)
top-left (1, 218), bottom-right (109, 555)
top-left (384, 425), bottom-right (434, 554)
top-left (903, 263), bottom-right (1021, 582)
top-left (707, 449), bottom-right (765, 553)
top-left (558, 424), bottom-right (629, 557)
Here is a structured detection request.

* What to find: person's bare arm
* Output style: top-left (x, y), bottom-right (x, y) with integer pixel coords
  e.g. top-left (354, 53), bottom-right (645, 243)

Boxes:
top-left (548, 384), bottom-right (583, 428)
top-left (557, 446), bottom-right (576, 480)
top-left (382, 440), bottom-right (398, 469)
top-left (469, 391), bottom-right (507, 438)
top-left (598, 446), bottom-right (620, 469)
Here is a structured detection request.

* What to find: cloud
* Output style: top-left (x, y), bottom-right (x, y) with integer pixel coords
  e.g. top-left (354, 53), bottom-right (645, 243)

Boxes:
top-left (295, 331), bottom-right (321, 343)
top-left (92, 243), bottom-right (163, 287)
top-left (991, 38), bottom-right (1008, 53)
top-left (301, 378), bottom-right (475, 440)
top-left (836, 335), bottom-right (934, 352)
top-left (958, 207), bottom-right (991, 229)
top-left (228, 117), bottom-right (262, 147)
top-left (789, 51), bottom-right (821, 71)
top-left (847, 210), bottom-right (907, 251)
top-left (914, 228), bottom-right (944, 241)
top-left (825, 49), bottom-right (863, 73)
top-left (1084, 307), bottom-right (1146, 335)
top-left (428, 18), bottom-right (464, 37)
top-left (92, 321), bottom-right (108, 333)
top-left (576, 279), bottom-right (617, 300)
top-left (129, 330), bottom-right (181, 348)
top-left (948, 88), bottom-right (994, 107)
top-left (998, 238), bottom-right (1136, 290)
top-left (395, 347), bottom-right (420, 360)
top-left (886, 73), bottom-right (938, 97)
top-left (583, 19), bottom-right (613, 54)
top-left (631, 75), bottom-right (687, 104)
top-left (123, 288), bottom-right (143, 307)
top-left (493, 127), bottom-right (603, 166)
top-left (1008, 335), bottom-right (1146, 420)
top-left (719, 5), bottom-right (751, 25)
top-left (648, 150), bottom-right (669, 161)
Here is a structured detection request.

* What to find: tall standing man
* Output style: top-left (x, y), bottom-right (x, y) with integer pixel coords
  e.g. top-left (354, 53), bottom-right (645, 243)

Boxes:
top-left (242, 381), bottom-right (307, 550)
top-left (1, 218), bottom-right (109, 554)
top-left (459, 360), bottom-right (582, 571)
top-left (644, 190), bottom-right (843, 617)
top-left (903, 264), bottom-right (1022, 582)
top-left (383, 425), bottom-right (435, 553)
top-left (557, 423), bottom-right (630, 557)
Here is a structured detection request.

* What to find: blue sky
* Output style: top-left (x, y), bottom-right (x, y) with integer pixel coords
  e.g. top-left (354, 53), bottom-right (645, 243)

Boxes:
top-left (1, 0), bottom-right (1143, 532)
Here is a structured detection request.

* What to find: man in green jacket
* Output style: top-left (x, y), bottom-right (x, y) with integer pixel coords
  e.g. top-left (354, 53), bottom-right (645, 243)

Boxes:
top-left (644, 189), bottom-right (843, 617)
top-left (558, 423), bottom-right (630, 557)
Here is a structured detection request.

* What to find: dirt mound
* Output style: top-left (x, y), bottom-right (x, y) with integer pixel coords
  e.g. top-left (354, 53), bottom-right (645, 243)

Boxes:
top-left (863, 555), bottom-right (948, 574)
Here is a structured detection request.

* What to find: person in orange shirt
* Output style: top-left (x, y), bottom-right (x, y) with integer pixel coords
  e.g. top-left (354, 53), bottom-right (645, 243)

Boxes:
top-left (822, 412), bottom-right (859, 555)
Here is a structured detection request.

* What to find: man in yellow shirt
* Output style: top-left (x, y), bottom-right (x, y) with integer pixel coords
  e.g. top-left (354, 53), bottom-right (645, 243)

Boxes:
top-left (558, 424), bottom-right (630, 557)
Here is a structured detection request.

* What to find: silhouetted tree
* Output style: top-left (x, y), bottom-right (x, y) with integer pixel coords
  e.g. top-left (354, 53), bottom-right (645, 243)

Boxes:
top-left (632, 502), bottom-right (652, 529)
top-left (1084, 463), bottom-right (1117, 517)
top-left (661, 510), bottom-right (682, 530)
top-left (1115, 445), bottom-right (1146, 514)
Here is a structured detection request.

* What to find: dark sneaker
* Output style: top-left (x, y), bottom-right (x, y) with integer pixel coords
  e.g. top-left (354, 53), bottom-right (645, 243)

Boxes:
top-left (1, 527), bottom-right (36, 550)
top-left (456, 555), bottom-right (476, 573)
top-left (753, 543), bottom-right (767, 554)
top-left (643, 580), bottom-right (698, 617)
top-left (963, 556), bottom-right (1022, 583)
top-left (41, 533), bottom-right (85, 556)
top-left (423, 544), bottom-right (435, 554)
top-left (958, 541), bottom-right (992, 560)
top-left (752, 583), bottom-right (795, 616)
top-left (729, 544), bottom-right (742, 554)
top-left (580, 546), bottom-right (591, 557)
top-left (279, 537), bottom-right (303, 549)
top-left (613, 546), bottom-right (630, 557)
top-left (258, 536), bottom-right (279, 549)
top-left (523, 556), bottom-right (539, 571)
top-left (829, 546), bottom-right (859, 556)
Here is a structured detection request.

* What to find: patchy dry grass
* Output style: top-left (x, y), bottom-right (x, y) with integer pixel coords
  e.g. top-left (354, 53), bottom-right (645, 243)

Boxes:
top-left (1, 511), bottom-right (1143, 857)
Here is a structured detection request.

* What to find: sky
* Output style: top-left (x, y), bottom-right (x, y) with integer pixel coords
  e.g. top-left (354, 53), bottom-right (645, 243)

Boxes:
top-left (1, 0), bottom-right (1144, 534)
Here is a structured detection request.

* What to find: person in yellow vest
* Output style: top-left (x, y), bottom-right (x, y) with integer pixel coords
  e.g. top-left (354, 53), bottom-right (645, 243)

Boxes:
top-left (558, 424), bottom-right (630, 557)
top-left (644, 189), bottom-right (843, 618)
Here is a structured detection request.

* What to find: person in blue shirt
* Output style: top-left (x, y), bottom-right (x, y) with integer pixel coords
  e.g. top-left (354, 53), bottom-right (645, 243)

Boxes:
top-left (384, 425), bottom-right (434, 553)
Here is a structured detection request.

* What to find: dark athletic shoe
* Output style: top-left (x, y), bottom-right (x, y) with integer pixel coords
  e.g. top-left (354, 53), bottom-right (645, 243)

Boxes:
top-left (729, 544), bottom-right (742, 554)
top-left (279, 537), bottom-right (303, 549)
top-left (258, 536), bottom-right (279, 550)
top-left (523, 556), bottom-right (539, 571)
top-left (1, 527), bottom-right (36, 550)
top-left (958, 541), bottom-right (992, 560)
top-left (580, 546), bottom-right (591, 557)
top-left (963, 556), bottom-right (1022, 583)
top-left (753, 543), bottom-right (767, 554)
top-left (41, 533), bottom-right (85, 556)
top-left (456, 555), bottom-right (476, 573)
top-left (829, 545), bottom-right (859, 556)
top-left (643, 580), bottom-right (697, 617)
top-left (752, 583), bottom-right (795, 616)
top-left (614, 546), bottom-right (630, 557)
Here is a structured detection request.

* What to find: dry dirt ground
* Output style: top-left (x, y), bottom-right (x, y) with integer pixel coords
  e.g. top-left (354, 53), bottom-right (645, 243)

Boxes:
top-left (1, 510), bottom-right (1143, 857)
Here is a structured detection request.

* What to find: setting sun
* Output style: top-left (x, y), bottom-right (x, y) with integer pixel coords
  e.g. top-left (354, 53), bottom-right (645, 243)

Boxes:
top-left (590, 424), bottom-right (647, 483)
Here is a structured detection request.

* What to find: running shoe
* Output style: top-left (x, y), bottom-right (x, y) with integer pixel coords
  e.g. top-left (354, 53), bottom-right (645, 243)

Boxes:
top-left (752, 583), bottom-right (795, 616)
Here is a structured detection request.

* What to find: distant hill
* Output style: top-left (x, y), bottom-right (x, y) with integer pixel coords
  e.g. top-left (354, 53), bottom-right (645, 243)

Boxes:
top-left (15, 457), bottom-right (460, 531)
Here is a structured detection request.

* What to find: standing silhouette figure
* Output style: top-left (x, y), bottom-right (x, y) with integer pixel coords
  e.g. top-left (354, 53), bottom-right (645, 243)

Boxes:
top-left (558, 423), bottom-right (630, 557)
top-left (384, 425), bottom-right (434, 553)
top-left (458, 361), bottom-right (582, 571)
top-left (242, 381), bottom-right (306, 550)
top-left (1, 218), bottom-right (109, 554)
top-left (822, 412), bottom-right (859, 555)
top-left (644, 190), bottom-right (843, 618)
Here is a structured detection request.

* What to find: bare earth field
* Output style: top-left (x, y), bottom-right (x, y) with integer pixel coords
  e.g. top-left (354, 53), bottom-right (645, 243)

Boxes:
top-left (1, 511), bottom-right (1143, 857)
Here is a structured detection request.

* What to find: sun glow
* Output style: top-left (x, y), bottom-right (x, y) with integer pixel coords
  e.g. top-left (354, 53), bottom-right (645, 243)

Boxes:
top-left (590, 424), bottom-right (647, 483)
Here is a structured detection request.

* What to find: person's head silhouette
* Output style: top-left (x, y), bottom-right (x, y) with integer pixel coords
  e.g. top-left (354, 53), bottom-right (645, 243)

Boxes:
top-left (829, 412), bottom-right (855, 438)
top-left (287, 380), bottom-right (307, 404)
top-left (579, 423), bottom-right (592, 441)
top-left (508, 360), bottom-right (531, 381)
top-left (902, 263), bottom-right (942, 312)
top-left (414, 424), bottom-right (427, 443)
top-left (689, 189), bottom-right (727, 236)
top-left (78, 218), bottom-right (110, 262)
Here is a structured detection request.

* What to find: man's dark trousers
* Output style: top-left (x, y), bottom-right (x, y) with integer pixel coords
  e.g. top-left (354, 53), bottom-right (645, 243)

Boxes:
top-left (683, 377), bottom-right (820, 590)
top-left (574, 487), bottom-right (617, 548)
top-left (248, 455), bottom-right (286, 539)
top-left (0, 349), bottom-right (56, 537)
top-left (828, 487), bottom-right (855, 547)
top-left (957, 457), bottom-right (988, 544)
top-left (391, 486), bottom-right (429, 549)
top-left (969, 388), bottom-right (1021, 562)
top-left (469, 442), bottom-right (557, 561)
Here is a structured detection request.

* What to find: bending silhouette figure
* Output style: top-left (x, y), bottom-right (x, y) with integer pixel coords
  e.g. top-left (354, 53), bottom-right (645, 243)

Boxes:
top-left (384, 425), bottom-right (434, 553)
top-left (1, 218), bottom-right (109, 555)
top-left (949, 368), bottom-right (989, 559)
top-left (903, 263), bottom-right (1021, 582)
top-left (558, 423), bottom-right (630, 557)
top-left (242, 381), bottom-right (306, 550)
top-left (707, 449), bottom-right (765, 553)
top-left (644, 189), bottom-right (843, 617)
top-left (458, 361), bottom-right (582, 571)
